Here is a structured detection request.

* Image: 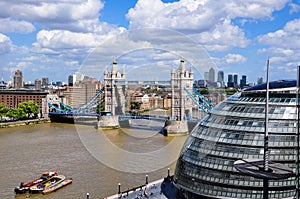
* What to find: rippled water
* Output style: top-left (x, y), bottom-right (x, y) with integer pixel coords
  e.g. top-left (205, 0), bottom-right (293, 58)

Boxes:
top-left (0, 121), bottom-right (187, 199)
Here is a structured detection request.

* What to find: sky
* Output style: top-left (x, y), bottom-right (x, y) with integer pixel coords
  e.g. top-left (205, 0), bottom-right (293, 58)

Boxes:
top-left (0, 0), bottom-right (300, 84)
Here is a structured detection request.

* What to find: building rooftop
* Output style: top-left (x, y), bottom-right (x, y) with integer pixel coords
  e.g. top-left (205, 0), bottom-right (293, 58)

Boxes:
top-left (244, 79), bottom-right (296, 91)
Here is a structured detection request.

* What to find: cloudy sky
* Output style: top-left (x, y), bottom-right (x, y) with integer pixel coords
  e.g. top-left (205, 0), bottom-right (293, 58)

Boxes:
top-left (0, 0), bottom-right (300, 84)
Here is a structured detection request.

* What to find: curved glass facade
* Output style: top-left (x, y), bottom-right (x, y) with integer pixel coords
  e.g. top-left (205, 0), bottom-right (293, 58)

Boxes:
top-left (174, 83), bottom-right (297, 199)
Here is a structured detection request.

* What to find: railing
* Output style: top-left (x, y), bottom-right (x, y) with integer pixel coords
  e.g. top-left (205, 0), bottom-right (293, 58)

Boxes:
top-left (184, 87), bottom-right (213, 114)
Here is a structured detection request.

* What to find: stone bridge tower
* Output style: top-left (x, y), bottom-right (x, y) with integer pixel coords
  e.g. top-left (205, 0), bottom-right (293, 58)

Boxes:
top-left (171, 58), bottom-right (194, 121)
top-left (104, 60), bottom-right (126, 115)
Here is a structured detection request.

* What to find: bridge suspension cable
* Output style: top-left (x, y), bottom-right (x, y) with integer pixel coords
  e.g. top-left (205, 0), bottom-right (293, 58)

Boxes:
top-left (76, 87), bottom-right (105, 111)
top-left (184, 87), bottom-right (213, 114)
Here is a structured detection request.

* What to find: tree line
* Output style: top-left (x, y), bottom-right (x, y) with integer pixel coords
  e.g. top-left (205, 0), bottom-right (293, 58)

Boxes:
top-left (0, 101), bottom-right (40, 121)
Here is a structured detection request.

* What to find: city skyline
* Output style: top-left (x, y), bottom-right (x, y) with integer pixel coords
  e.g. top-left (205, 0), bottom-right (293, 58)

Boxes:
top-left (0, 1), bottom-right (299, 83)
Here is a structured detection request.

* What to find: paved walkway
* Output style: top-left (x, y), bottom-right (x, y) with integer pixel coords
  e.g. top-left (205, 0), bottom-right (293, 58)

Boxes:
top-left (105, 179), bottom-right (167, 199)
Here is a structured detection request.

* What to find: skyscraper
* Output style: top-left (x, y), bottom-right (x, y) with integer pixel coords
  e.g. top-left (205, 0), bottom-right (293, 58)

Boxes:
top-left (13, 70), bottom-right (24, 89)
top-left (208, 67), bottom-right (215, 82)
top-left (233, 74), bottom-right (238, 84)
top-left (35, 79), bottom-right (41, 90)
top-left (217, 71), bottom-right (224, 83)
top-left (228, 74), bottom-right (233, 83)
top-left (68, 74), bottom-right (76, 86)
top-left (204, 72), bottom-right (209, 81)
top-left (240, 75), bottom-right (247, 88)
top-left (42, 77), bottom-right (49, 87)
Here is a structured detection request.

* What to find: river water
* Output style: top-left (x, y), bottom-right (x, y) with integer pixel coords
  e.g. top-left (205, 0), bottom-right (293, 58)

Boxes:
top-left (0, 119), bottom-right (188, 199)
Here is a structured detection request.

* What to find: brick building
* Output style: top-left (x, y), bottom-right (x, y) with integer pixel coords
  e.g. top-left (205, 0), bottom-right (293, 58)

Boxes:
top-left (0, 90), bottom-right (48, 110)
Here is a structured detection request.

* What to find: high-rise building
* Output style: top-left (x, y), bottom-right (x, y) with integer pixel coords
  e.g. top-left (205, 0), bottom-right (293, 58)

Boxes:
top-left (34, 79), bottom-right (41, 90)
top-left (13, 70), bottom-right (24, 89)
top-left (227, 74), bottom-right (234, 87)
top-left (240, 75), bottom-right (247, 88)
top-left (217, 70), bottom-right (224, 83)
top-left (68, 74), bottom-right (76, 86)
top-left (42, 77), bottom-right (49, 87)
top-left (228, 74), bottom-right (233, 83)
top-left (63, 76), bottom-right (101, 108)
top-left (208, 68), bottom-right (215, 82)
top-left (233, 74), bottom-right (238, 84)
top-left (173, 80), bottom-right (297, 198)
top-left (204, 72), bottom-right (209, 81)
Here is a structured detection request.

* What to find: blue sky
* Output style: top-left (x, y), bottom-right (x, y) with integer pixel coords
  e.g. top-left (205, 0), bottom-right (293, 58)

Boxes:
top-left (0, 0), bottom-right (300, 84)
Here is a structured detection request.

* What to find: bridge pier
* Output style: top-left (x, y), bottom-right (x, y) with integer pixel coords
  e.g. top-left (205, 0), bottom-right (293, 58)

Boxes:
top-left (163, 120), bottom-right (188, 136)
top-left (97, 115), bottom-right (120, 129)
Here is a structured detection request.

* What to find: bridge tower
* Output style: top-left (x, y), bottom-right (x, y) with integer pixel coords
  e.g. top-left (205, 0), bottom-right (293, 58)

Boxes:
top-left (104, 60), bottom-right (126, 115)
top-left (171, 58), bottom-right (194, 121)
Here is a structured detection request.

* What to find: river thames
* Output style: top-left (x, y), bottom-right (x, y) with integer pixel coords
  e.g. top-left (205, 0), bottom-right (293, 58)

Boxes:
top-left (0, 120), bottom-right (188, 199)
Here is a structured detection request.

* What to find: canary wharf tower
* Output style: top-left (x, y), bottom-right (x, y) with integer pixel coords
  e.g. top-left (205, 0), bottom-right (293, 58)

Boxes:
top-left (174, 80), bottom-right (297, 199)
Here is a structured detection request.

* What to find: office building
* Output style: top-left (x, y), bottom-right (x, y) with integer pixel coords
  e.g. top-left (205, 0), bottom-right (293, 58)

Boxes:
top-left (63, 76), bottom-right (102, 108)
top-left (42, 77), bottom-right (49, 87)
top-left (227, 74), bottom-right (234, 87)
top-left (174, 80), bottom-right (297, 199)
top-left (68, 74), bottom-right (76, 86)
top-left (217, 71), bottom-right (224, 83)
top-left (13, 70), bottom-right (24, 89)
top-left (234, 74), bottom-right (238, 84)
top-left (228, 74), bottom-right (233, 83)
top-left (204, 72), bottom-right (209, 81)
top-left (208, 68), bottom-right (215, 82)
top-left (240, 75), bottom-right (247, 88)
top-left (35, 79), bottom-right (41, 90)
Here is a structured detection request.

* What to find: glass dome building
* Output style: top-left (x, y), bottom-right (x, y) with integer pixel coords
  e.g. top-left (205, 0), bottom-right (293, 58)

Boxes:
top-left (173, 80), bottom-right (298, 199)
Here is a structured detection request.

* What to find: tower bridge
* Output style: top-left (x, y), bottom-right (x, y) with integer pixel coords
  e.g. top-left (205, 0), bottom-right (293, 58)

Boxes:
top-left (47, 59), bottom-right (213, 134)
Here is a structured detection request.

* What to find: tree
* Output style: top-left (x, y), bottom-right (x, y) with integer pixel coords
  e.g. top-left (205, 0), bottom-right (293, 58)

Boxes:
top-left (130, 101), bottom-right (141, 110)
top-left (0, 103), bottom-right (8, 121)
top-left (18, 100), bottom-right (39, 119)
top-left (6, 108), bottom-right (26, 120)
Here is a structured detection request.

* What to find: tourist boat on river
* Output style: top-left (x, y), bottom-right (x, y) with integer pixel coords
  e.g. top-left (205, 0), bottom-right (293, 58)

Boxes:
top-left (14, 172), bottom-right (57, 194)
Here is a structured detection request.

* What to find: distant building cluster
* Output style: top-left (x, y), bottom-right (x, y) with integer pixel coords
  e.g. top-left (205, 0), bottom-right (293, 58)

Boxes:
top-left (194, 67), bottom-right (260, 89)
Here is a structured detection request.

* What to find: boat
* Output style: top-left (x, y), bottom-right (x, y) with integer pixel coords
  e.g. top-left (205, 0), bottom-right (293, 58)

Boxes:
top-left (28, 174), bottom-right (63, 194)
top-left (42, 175), bottom-right (73, 194)
top-left (14, 172), bottom-right (57, 194)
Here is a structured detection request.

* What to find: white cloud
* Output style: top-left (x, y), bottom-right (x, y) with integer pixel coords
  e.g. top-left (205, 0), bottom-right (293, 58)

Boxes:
top-left (257, 19), bottom-right (300, 69)
top-left (257, 19), bottom-right (300, 50)
top-left (0, 34), bottom-right (12, 54)
top-left (0, 18), bottom-right (35, 33)
top-left (256, 18), bottom-right (300, 79)
top-left (126, 0), bottom-right (223, 33)
top-left (34, 30), bottom-right (103, 49)
top-left (0, 0), bottom-right (104, 33)
top-left (224, 53), bottom-right (247, 64)
top-left (195, 18), bottom-right (250, 51)
top-left (289, 3), bottom-right (300, 14)
top-left (224, 0), bottom-right (288, 19)
top-left (127, 0), bottom-right (285, 51)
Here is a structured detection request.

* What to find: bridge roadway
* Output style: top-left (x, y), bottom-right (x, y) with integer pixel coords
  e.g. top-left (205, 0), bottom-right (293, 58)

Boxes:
top-left (48, 112), bottom-right (199, 125)
top-left (48, 112), bottom-right (169, 121)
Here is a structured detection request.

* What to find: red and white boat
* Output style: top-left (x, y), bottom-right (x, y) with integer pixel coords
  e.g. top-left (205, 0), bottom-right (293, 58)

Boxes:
top-left (14, 172), bottom-right (57, 194)
top-left (42, 175), bottom-right (73, 194)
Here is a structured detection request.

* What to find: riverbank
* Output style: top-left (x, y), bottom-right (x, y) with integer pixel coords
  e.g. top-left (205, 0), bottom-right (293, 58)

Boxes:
top-left (0, 118), bottom-right (50, 128)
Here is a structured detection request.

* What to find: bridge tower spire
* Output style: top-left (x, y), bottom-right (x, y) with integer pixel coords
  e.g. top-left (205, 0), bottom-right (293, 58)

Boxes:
top-left (104, 60), bottom-right (126, 115)
top-left (171, 58), bottom-right (194, 121)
